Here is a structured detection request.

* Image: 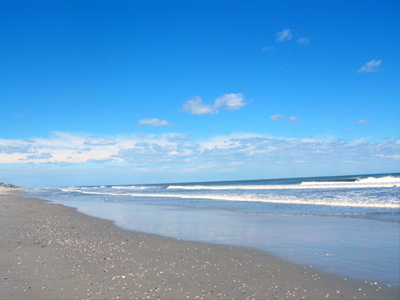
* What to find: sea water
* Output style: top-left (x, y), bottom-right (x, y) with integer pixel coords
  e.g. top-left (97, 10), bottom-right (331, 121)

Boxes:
top-left (26, 173), bottom-right (400, 286)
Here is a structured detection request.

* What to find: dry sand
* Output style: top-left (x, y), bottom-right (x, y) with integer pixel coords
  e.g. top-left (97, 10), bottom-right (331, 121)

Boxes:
top-left (0, 190), bottom-right (398, 300)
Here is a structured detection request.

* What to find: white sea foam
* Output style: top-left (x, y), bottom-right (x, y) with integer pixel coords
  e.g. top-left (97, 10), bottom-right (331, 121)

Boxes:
top-left (168, 176), bottom-right (400, 190)
top-left (111, 185), bottom-right (154, 190)
top-left (61, 187), bottom-right (82, 193)
top-left (67, 189), bottom-right (400, 209)
top-left (127, 193), bottom-right (400, 208)
top-left (300, 176), bottom-right (400, 188)
top-left (357, 176), bottom-right (400, 184)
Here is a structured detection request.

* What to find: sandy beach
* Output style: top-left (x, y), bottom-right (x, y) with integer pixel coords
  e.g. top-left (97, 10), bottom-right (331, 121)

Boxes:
top-left (1, 189), bottom-right (398, 300)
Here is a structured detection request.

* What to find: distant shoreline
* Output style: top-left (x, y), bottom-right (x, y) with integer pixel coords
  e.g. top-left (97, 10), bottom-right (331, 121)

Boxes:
top-left (0, 185), bottom-right (24, 194)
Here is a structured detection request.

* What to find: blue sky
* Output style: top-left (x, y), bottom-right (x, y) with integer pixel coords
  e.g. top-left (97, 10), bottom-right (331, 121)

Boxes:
top-left (1, 0), bottom-right (399, 187)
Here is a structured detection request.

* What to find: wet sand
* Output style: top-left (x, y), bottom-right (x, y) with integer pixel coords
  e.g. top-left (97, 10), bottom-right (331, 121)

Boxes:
top-left (1, 191), bottom-right (398, 299)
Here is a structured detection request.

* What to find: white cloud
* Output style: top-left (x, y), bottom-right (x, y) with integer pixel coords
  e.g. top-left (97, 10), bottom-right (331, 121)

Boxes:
top-left (276, 28), bottom-right (292, 42)
top-left (87, 158), bottom-right (115, 163)
top-left (286, 116), bottom-right (301, 125)
top-left (0, 145), bottom-right (31, 154)
top-left (348, 138), bottom-right (368, 146)
top-left (343, 130), bottom-right (350, 134)
top-left (1, 132), bottom-right (399, 186)
top-left (136, 118), bottom-right (173, 128)
top-left (84, 138), bottom-right (117, 146)
top-left (214, 93), bottom-right (246, 111)
top-left (297, 38), bottom-right (309, 45)
top-left (182, 94), bottom-right (247, 115)
top-left (270, 114), bottom-right (285, 121)
top-left (26, 153), bottom-right (53, 160)
top-left (357, 119), bottom-right (371, 125)
top-left (181, 96), bottom-right (215, 115)
top-left (357, 60), bottom-right (382, 73)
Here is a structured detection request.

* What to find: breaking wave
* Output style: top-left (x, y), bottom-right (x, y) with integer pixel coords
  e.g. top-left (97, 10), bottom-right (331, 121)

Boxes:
top-left (167, 176), bottom-right (399, 190)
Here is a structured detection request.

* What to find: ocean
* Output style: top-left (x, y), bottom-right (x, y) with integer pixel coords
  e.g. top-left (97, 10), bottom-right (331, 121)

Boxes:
top-left (26, 173), bottom-right (400, 286)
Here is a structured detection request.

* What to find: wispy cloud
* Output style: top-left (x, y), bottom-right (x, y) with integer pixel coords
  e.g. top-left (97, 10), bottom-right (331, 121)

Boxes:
top-left (214, 93), bottom-right (246, 111)
top-left (357, 119), bottom-right (371, 125)
top-left (276, 28), bottom-right (292, 42)
top-left (0, 145), bottom-right (31, 154)
top-left (84, 138), bottom-right (117, 146)
top-left (297, 38), bottom-right (309, 45)
top-left (182, 94), bottom-right (247, 115)
top-left (286, 116), bottom-right (301, 125)
top-left (270, 114), bottom-right (285, 121)
top-left (26, 153), bottom-right (53, 160)
top-left (181, 96), bottom-right (215, 115)
top-left (87, 158), bottom-right (115, 163)
top-left (262, 46), bottom-right (275, 52)
top-left (1, 132), bottom-right (399, 185)
top-left (0, 132), bottom-right (393, 165)
top-left (136, 118), bottom-right (173, 128)
top-left (357, 60), bottom-right (382, 73)
top-left (376, 154), bottom-right (400, 159)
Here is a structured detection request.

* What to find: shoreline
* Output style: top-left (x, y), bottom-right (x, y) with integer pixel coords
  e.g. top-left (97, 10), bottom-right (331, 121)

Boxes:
top-left (1, 192), bottom-right (399, 299)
